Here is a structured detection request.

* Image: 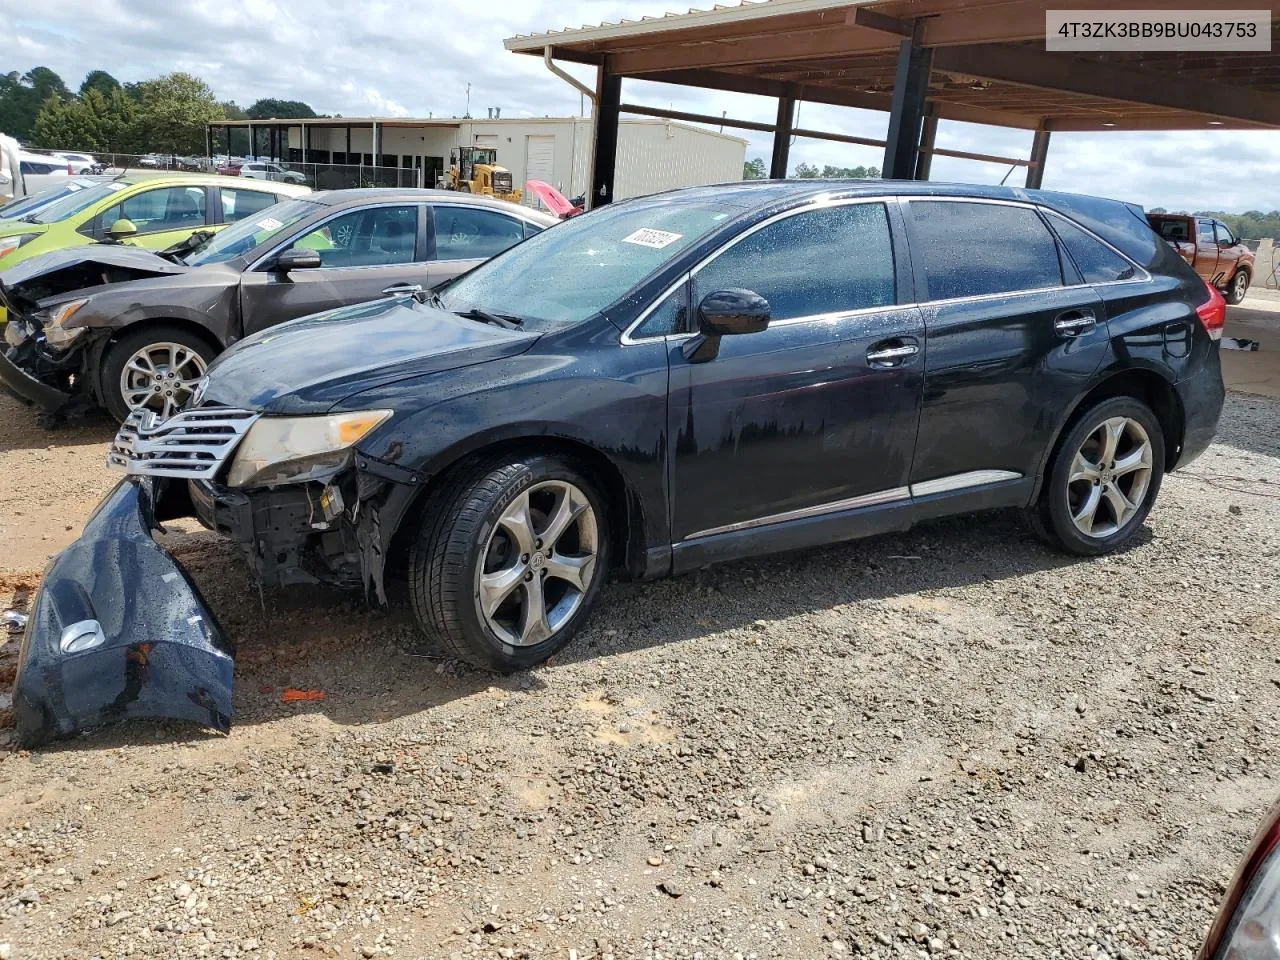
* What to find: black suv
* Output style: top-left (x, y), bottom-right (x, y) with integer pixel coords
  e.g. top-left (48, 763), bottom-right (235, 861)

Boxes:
top-left (14, 180), bottom-right (1226, 744)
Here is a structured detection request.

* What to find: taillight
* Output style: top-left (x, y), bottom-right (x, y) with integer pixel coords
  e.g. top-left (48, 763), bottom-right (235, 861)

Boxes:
top-left (1196, 279), bottom-right (1226, 341)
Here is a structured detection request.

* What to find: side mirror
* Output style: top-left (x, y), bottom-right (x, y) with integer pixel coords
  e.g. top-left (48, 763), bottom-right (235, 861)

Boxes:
top-left (683, 288), bottom-right (770, 363)
top-left (697, 288), bottom-right (771, 336)
top-left (107, 218), bottom-right (137, 240)
top-left (274, 247), bottom-right (322, 272)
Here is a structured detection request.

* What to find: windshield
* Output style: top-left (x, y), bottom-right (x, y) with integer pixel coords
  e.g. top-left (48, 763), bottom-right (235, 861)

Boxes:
top-left (440, 197), bottom-right (742, 325)
top-left (1, 180), bottom-right (97, 219)
top-left (27, 180), bottom-right (129, 223)
top-left (185, 198), bottom-right (321, 266)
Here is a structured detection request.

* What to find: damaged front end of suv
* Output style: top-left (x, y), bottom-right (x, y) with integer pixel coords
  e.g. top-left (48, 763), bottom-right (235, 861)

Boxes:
top-left (12, 296), bottom-right (547, 747)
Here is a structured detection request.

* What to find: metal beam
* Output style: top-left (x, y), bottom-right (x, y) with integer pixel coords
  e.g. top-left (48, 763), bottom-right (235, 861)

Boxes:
top-left (932, 43), bottom-right (1280, 129)
top-left (771, 96), bottom-right (795, 179)
top-left (589, 67), bottom-right (622, 207)
top-left (882, 33), bottom-right (933, 179)
top-left (1025, 130), bottom-right (1050, 188)
top-left (914, 112), bottom-right (937, 180)
top-left (793, 128), bottom-right (886, 150)
top-left (621, 103), bottom-right (776, 133)
top-left (848, 7), bottom-right (912, 36)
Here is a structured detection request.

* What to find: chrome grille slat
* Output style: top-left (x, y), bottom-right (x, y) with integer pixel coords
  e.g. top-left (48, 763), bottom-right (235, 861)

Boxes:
top-left (107, 407), bottom-right (259, 480)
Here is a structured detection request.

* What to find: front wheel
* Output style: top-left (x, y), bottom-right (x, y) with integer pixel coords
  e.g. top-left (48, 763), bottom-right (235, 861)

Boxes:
top-left (101, 325), bottom-right (217, 422)
top-left (408, 453), bottom-right (610, 671)
top-left (1225, 269), bottom-right (1250, 305)
top-left (1027, 396), bottom-right (1165, 556)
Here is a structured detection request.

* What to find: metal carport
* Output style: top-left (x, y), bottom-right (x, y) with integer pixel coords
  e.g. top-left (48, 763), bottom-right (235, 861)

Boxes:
top-left (507, 0), bottom-right (1280, 206)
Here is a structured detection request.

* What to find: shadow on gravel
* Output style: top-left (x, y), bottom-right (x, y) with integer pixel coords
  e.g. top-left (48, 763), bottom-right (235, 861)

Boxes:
top-left (1215, 392), bottom-right (1280, 460)
top-left (25, 508), bottom-right (1153, 752)
top-left (0, 393), bottom-right (117, 454)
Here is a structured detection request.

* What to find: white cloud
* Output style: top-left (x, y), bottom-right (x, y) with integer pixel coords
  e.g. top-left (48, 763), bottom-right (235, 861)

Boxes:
top-left (3, 0), bottom-right (1277, 211)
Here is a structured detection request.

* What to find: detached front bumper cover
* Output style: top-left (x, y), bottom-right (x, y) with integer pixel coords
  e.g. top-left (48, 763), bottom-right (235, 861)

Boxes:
top-left (14, 477), bottom-right (234, 747)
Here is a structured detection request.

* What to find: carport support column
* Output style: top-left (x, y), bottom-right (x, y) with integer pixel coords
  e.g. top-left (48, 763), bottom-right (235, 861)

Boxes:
top-left (588, 66), bottom-right (621, 208)
top-left (247, 123), bottom-right (255, 159)
top-left (770, 96), bottom-right (795, 179)
top-left (372, 121), bottom-right (380, 167)
top-left (205, 125), bottom-right (213, 161)
top-left (882, 29), bottom-right (933, 180)
top-left (1026, 129), bottom-right (1051, 189)
top-left (914, 112), bottom-right (938, 180)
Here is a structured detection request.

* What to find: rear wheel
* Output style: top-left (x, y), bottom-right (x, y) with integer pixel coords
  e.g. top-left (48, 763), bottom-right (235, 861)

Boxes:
top-left (408, 453), bottom-right (610, 671)
top-left (101, 324), bottom-right (217, 422)
top-left (1225, 268), bottom-right (1250, 305)
top-left (1027, 396), bottom-right (1165, 556)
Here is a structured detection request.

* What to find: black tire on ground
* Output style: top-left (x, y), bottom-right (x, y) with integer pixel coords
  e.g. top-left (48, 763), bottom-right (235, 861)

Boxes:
top-left (1225, 268), bottom-right (1250, 305)
top-left (1026, 395), bottom-right (1166, 557)
top-left (408, 452), bottom-right (611, 672)
top-left (100, 324), bottom-right (218, 422)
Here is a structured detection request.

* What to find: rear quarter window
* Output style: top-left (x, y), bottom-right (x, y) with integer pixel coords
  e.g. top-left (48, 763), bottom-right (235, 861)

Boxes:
top-left (1047, 213), bottom-right (1138, 284)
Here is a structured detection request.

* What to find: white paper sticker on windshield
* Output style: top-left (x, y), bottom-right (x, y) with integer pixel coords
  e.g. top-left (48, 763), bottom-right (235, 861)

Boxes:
top-left (622, 228), bottom-right (683, 249)
top-left (256, 216), bottom-right (283, 231)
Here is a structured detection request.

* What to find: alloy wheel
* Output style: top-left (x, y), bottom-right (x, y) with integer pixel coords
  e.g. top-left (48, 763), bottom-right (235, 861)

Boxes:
top-left (1066, 416), bottom-right (1153, 538)
top-left (475, 480), bottom-right (599, 647)
top-left (1234, 271), bottom-right (1248, 301)
top-left (119, 342), bottom-right (208, 420)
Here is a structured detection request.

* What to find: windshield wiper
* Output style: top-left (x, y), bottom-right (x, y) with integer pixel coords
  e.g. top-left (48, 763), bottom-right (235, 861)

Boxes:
top-left (454, 307), bottom-right (523, 330)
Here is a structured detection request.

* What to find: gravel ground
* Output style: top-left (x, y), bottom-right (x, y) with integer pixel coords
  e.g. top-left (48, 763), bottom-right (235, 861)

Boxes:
top-left (0, 388), bottom-right (1277, 960)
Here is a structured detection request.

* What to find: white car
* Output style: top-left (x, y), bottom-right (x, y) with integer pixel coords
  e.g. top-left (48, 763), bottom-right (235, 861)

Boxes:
top-left (52, 151), bottom-right (101, 174)
top-left (239, 161), bottom-right (308, 185)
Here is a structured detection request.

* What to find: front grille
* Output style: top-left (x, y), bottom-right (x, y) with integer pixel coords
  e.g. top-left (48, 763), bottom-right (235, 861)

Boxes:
top-left (107, 406), bottom-right (259, 480)
top-left (491, 172), bottom-right (513, 193)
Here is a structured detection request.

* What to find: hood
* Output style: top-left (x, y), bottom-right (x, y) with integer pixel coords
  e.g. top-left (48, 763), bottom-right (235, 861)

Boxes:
top-left (0, 219), bottom-right (48, 240)
top-left (0, 243), bottom-right (185, 286)
top-left (202, 297), bottom-right (539, 414)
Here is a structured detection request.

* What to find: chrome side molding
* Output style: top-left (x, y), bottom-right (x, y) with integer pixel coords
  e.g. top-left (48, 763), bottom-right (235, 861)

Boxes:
top-left (683, 470), bottom-right (1023, 541)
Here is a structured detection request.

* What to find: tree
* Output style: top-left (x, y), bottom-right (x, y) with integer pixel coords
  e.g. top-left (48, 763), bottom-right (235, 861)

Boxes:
top-left (246, 98), bottom-right (317, 119)
top-left (0, 66), bottom-right (71, 139)
top-left (1148, 206), bottom-right (1167, 214)
top-left (80, 70), bottom-right (121, 99)
top-left (220, 100), bottom-right (248, 120)
top-left (133, 72), bottom-right (224, 154)
top-left (742, 157), bottom-right (767, 180)
top-left (793, 162), bottom-right (820, 178)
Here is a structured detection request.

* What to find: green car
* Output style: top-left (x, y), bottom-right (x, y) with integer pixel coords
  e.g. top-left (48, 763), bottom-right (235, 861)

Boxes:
top-left (0, 175), bottom-right (311, 322)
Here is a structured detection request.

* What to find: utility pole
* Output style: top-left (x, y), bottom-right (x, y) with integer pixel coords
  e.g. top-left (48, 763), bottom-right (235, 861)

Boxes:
top-left (465, 83), bottom-right (471, 119)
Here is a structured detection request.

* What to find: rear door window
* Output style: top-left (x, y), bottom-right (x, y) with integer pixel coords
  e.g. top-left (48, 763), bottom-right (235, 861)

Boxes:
top-left (1046, 213), bottom-right (1137, 284)
top-left (432, 206), bottom-right (528, 261)
top-left (693, 202), bottom-right (896, 321)
top-left (909, 201), bottom-right (1062, 301)
top-left (220, 188), bottom-right (278, 223)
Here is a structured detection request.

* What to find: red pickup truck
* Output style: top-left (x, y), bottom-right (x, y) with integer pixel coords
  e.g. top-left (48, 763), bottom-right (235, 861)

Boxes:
top-left (1147, 213), bottom-right (1254, 304)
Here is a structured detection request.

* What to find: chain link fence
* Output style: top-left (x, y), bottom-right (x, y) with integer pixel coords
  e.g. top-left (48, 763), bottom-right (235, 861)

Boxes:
top-left (34, 150), bottom-right (422, 190)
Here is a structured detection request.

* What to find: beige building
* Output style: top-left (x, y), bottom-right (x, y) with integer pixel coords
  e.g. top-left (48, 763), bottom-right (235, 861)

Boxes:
top-left (211, 116), bottom-right (747, 205)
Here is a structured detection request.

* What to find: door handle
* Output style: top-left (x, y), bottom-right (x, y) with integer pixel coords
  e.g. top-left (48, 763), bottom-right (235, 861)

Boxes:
top-left (866, 341), bottom-right (920, 367)
top-left (382, 283), bottom-right (424, 297)
top-left (1054, 309), bottom-right (1097, 336)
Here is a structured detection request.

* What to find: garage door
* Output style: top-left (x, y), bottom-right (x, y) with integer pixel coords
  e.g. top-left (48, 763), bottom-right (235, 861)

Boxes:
top-left (525, 135), bottom-right (555, 186)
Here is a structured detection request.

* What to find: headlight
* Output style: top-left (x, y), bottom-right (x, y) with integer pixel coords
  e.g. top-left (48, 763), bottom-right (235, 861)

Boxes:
top-left (1216, 839), bottom-right (1280, 958)
top-left (39, 298), bottom-right (89, 348)
top-left (226, 410), bottom-right (392, 488)
top-left (0, 234), bottom-right (38, 260)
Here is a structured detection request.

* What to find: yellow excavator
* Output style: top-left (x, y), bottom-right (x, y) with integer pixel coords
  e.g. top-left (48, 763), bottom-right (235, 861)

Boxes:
top-left (443, 146), bottom-right (522, 203)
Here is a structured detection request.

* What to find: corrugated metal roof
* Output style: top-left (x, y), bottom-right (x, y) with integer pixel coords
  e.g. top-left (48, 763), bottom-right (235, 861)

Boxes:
top-left (505, 0), bottom-right (872, 50)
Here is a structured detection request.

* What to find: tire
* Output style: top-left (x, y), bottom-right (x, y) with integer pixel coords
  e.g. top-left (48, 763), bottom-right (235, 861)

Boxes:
top-left (1027, 396), bottom-right (1165, 556)
top-left (1225, 268), bottom-right (1250, 305)
top-left (100, 324), bottom-right (218, 422)
top-left (408, 452), bottom-right (610, 671)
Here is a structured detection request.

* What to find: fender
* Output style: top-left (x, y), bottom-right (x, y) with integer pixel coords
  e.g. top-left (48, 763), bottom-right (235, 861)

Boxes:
top-left (1027, 358), bottom-right (1181, 501)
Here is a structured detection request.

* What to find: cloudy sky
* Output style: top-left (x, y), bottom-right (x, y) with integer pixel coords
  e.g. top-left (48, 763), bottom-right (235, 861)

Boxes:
top-left (4, 0), bottom-right (1278, 211)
